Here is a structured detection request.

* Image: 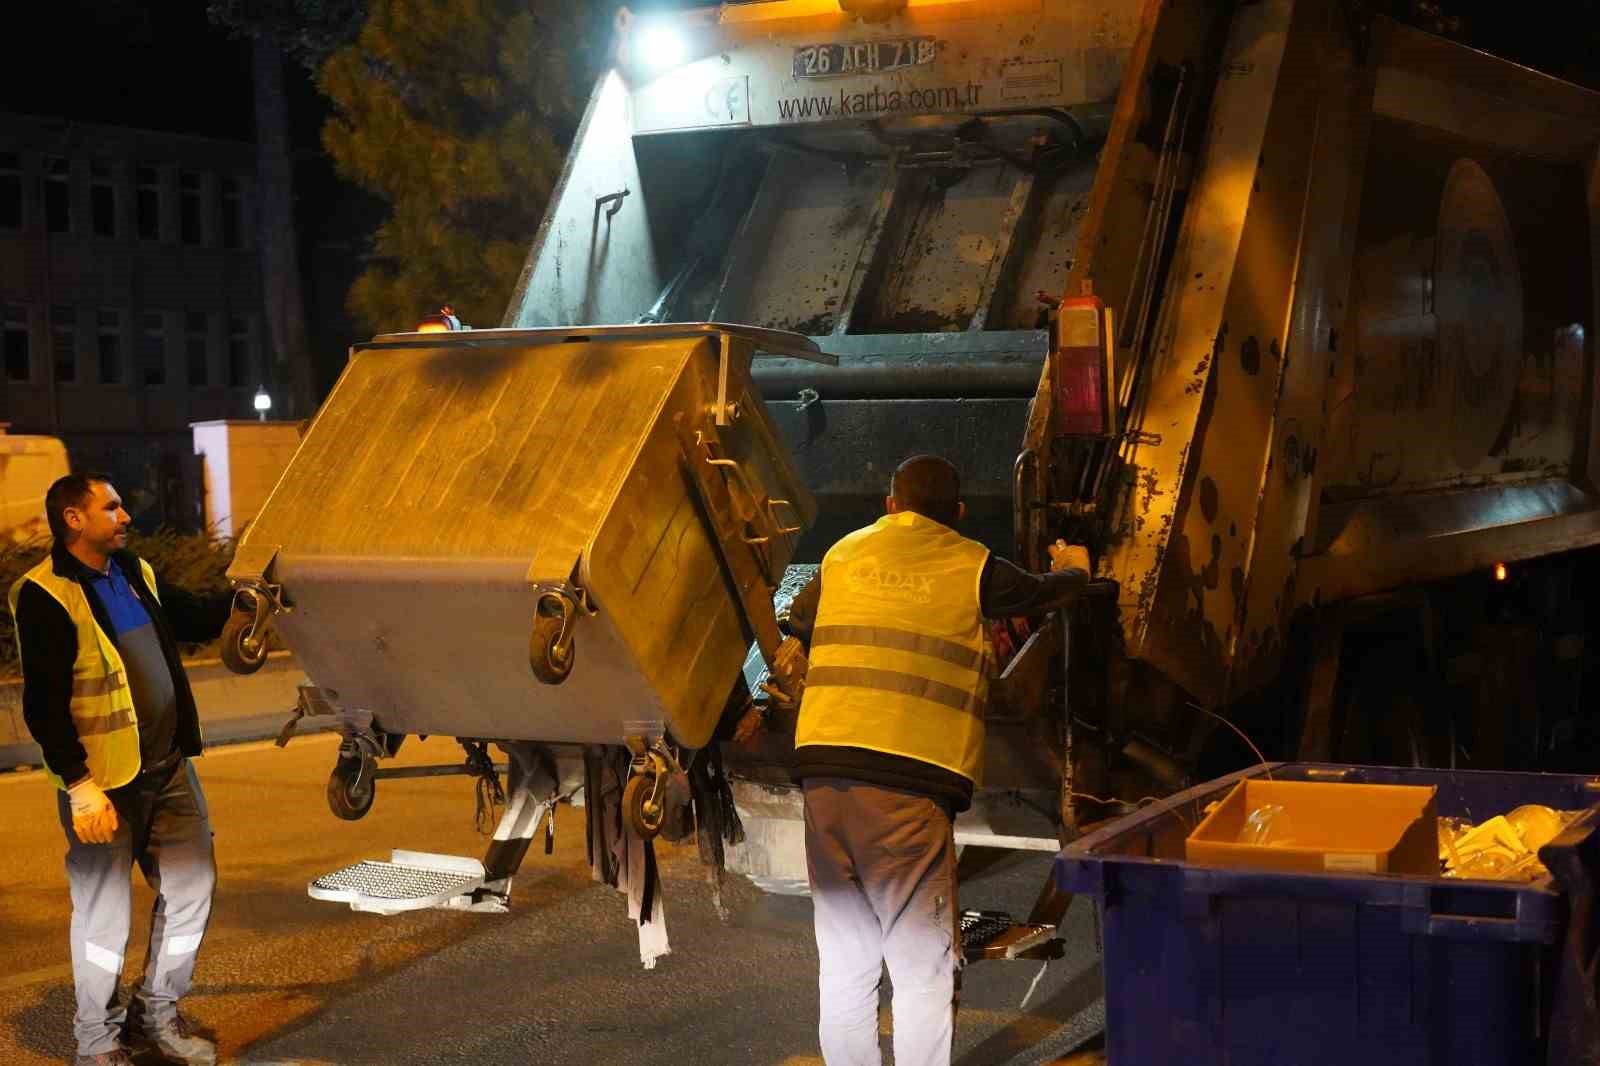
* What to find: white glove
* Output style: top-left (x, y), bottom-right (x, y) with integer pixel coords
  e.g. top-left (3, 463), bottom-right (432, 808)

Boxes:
top-left (67, 777), bottom-right (119, 845)
top-left (1048, 540), bottom-right (1091, 575)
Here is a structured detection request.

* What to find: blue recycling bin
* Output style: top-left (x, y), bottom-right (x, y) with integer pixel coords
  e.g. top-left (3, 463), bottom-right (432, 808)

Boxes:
top-left (1055, 763), bottom-right (1600, 1065)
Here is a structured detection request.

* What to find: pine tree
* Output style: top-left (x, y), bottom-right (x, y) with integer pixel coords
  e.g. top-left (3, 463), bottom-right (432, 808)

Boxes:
top-left (318, 0), bottom-right (607, 332)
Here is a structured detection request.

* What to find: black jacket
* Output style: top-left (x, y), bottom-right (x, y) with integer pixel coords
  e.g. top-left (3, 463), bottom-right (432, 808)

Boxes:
top-left (13, 542), bottom-right (229, 786)
top-left (786, 551), bottom-right (1086, 811)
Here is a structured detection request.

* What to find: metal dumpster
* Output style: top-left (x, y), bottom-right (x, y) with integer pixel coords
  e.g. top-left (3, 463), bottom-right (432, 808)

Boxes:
top-left (1057, 762), bottom-right (1600, 1066)
top-left (224, 323), bottom-right (826, 751)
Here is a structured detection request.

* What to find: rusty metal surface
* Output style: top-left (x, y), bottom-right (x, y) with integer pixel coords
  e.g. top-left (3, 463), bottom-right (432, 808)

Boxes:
top-left (1000, 159), bottom-right (1100, 331)
top-left (857, 161), bottom-right (1034, 332)
top-left (715, 145), bottom-right (1097, 339)
top-left (1097, 0), bottom-right (1300, 704)
top-left (1005, 0), bottom-right (1600, 713)
top-left (511, 0), bottom-right (1600, 735)
top-left (1021, 0), bottom-right (1230, 458)
top-left (1227, 7), bottom-right (1374, 698)
top-left (715, 159), bottom-right (888, 336)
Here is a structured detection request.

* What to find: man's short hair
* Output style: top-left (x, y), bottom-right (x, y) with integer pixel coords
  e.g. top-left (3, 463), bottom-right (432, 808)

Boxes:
top-left (891, 454), bottom-right (961, 527)
top-left (45, 472), bottom-right (111, 543)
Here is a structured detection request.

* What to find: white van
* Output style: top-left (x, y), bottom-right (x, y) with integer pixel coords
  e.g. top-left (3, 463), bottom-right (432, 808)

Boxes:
top-left (0, 432), bottom-right (68, 544)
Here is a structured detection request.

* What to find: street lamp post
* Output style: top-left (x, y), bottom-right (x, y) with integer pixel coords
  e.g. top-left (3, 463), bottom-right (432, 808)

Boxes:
top-left (254, 386), bottom-right (272, 422)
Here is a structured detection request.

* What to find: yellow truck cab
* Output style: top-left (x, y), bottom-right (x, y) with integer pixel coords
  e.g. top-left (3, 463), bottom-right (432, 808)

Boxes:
top-left (0, 429), bottom-right (67, 544)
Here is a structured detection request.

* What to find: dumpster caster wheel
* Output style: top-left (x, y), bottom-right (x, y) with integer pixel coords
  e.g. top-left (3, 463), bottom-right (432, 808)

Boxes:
top-left (529, 608), bottom-right (574, 685)
top-left (220, 610), bottom-right (268, 675)
top-left (623, 773), bottom-right (664, 839)
top-left (327, 756), bottom-right (376, 821)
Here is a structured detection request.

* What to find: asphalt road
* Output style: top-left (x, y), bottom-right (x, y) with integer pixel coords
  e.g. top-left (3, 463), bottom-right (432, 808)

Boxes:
top-left (0, 734), bottom-right (1105, 1065)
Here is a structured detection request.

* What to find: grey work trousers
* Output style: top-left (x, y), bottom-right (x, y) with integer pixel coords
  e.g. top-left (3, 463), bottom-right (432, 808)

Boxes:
top-left (804, 778), bottom-right (960, 1066)
top-left (55, 758), bottom-right (216, 1057)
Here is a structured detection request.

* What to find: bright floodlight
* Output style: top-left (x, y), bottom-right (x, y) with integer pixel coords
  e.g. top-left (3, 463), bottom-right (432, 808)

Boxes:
top-left (254, 387), bottom-right (272, 420)
top-left (637, 24), bottom-right (687, 72)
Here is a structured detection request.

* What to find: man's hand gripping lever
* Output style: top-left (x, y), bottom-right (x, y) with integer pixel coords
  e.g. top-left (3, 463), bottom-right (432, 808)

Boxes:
top-left (736, 636), bottom-right (809, 744)
top-left (67, 777), bottom-right (119, 844)
top-left (1048, 540), bottom-right (1091, 575)
top-left (762, 635), bottom-right (809, 710)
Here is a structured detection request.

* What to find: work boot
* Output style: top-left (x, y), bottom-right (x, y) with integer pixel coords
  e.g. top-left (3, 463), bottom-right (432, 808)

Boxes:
top-left (125, 1011), bottom-right (217, 1066)
top-left (72, 1051), bottom-right (135, 1066)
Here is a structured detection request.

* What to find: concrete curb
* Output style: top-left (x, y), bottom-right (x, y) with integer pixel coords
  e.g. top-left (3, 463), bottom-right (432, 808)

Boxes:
top-left (0, 652), bottom-right (330, 770)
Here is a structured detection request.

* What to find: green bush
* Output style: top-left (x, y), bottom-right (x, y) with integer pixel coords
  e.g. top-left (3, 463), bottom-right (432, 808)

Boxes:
top-left (0, 530), bottom-right (237, 677)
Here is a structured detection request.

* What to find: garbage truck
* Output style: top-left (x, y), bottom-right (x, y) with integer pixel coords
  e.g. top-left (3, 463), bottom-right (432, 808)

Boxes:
top-left (219, 0), bottom-right (1600, 959)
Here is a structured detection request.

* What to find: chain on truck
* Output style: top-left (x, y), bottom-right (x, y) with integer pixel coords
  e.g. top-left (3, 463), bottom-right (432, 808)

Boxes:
top-left (213, 0), bottom-right (1600, 983)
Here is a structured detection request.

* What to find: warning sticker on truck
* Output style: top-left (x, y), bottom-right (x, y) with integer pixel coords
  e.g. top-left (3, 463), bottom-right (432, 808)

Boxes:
top-left (1000, 59), bottom-right (1064, 102)
top-left (633, 74), bottom-right (752, 134)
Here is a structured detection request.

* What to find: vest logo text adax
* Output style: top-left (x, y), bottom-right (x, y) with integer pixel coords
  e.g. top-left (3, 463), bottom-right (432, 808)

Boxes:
top-left (844, 562), bottom-right (936, 604)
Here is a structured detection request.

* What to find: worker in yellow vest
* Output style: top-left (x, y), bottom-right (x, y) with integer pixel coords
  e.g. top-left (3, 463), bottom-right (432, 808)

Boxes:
top-left (9, 474), bottom-right (227, 1066)
top-left (785, 454), bottom-right (1089, 1066)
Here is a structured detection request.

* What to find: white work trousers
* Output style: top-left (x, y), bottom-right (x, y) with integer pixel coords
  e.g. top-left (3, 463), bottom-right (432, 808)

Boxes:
top-left (804, 777), bottom-right (959, 1066)
top-left (56, 758), bottom-right (216, 1057)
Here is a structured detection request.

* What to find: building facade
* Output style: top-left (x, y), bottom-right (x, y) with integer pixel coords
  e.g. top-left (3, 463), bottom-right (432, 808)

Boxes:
top-left (0, 112), bottom-right (269, 529)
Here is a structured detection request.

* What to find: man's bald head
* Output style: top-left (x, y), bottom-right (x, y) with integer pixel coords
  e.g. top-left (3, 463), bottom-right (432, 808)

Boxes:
top-left (889, 454), bottom-right (963, 528)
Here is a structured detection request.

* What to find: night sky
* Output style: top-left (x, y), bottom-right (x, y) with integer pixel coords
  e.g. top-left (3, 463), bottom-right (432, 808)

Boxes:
top-left (3, 3), bottom-right (258, 140)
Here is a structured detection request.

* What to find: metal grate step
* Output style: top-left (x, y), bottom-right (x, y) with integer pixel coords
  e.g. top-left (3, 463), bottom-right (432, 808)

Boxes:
top-left (961, 909), bottom-right (1060, 961)
top-left (309, 850), bottom-right (489, 915)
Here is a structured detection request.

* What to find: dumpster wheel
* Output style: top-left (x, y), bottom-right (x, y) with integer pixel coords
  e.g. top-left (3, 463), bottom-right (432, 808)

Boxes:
top-left (327, 755), bottom-right (377, 821)
top-left (529, 608), bottom-right (574, 685)
top-left (623, 772), bottom-right (664, 839)
top-left (220, 610), bottom-right (269, 675)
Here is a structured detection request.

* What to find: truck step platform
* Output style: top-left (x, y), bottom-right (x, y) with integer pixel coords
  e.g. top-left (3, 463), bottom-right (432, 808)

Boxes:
top-left (309, 850), bottom-right (504, 915)
top-left (960, 910), bottom-right (1060, 961)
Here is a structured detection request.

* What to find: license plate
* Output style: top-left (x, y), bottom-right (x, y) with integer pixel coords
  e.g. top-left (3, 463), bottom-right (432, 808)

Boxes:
top-left (792, 37), bottom-right (938, 80)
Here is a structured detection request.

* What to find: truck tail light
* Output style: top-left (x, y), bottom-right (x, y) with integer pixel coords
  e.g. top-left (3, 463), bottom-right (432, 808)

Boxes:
top-left (1052, 294), bottom-right (1117, 438)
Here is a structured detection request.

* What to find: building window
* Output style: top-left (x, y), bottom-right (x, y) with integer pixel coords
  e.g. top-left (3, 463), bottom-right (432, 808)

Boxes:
top-left (0, 152), bottom-right (20, 230)
top-left (51, 306), bottom-right (76, 383)
top-left (228, 315), bottom-right (253, 388)
top-left (221, 177), bottom-right (243, 249)
top-left (186, 311), bottom-right (210, 387)
top-left (140, 311), bottom-right (167, 387)
top-left (136, 167), bottom-right (161, 241)
top-left (90, 159), bottom-right (116, 238)
top-left (3, 306), bottom-right (29, 383)
top-left (98, 309), bottom-right (123, 384)
top-left (44, 157), bottom-right (70, 234)
top-left (179, 171), bottom-right (202, 245)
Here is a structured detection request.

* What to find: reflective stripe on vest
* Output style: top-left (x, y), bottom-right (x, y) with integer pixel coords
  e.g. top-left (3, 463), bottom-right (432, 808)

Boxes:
top-left (795, 511), bottom-right (991, 784)
top-left (7, 555), bottom-right (155, 791)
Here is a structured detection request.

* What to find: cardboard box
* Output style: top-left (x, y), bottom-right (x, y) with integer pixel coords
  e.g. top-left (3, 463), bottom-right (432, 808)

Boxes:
top-left (1185, 778), bottom-right (1439, 875)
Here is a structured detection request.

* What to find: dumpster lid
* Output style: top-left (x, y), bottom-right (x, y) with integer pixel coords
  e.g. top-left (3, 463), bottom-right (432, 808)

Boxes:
top-left (364, 322), bottom-right (839, 365)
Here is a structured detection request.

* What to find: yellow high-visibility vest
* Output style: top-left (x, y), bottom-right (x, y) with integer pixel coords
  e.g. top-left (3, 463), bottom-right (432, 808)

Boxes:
top-left (8, 554), bottom-right (159, 791)
top-left (796, 510), bottom-right (992, 784)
